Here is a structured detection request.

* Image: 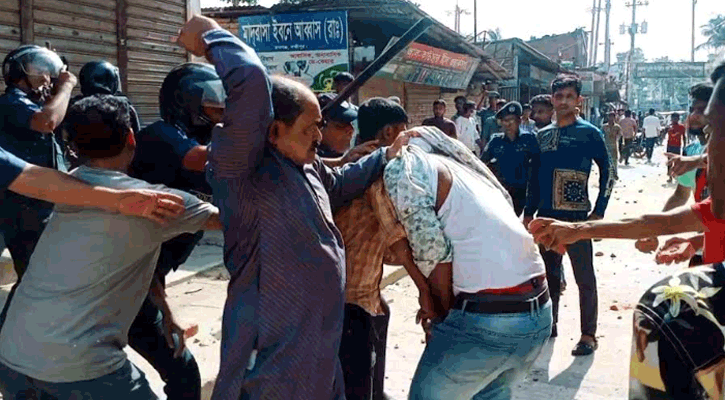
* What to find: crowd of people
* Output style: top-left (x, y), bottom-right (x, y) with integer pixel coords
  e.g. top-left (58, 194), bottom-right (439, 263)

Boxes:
top-left (0, 13), bottom-right (723, 400)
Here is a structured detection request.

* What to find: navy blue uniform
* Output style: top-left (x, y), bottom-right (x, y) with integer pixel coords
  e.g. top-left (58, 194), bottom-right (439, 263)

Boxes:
top-left (0, 146), bottom-right (27, 191)
top-left (482, 131), bottom-right (540, 216)
top-left (129, 120), bottom-right (211, 400)
top-left (0, 87), bottom-right (67, 325)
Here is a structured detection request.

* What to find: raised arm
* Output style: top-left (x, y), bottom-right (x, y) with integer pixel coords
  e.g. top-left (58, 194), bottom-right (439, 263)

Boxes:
top-left (591, 128), bottom-right (615, 218)
top-left (29, 71), bottom-right (77, 133)
top-left (177, 16), bottom-right (272, 180)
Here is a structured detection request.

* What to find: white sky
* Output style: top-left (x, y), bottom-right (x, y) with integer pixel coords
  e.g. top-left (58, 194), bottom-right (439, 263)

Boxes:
top-left (200, 0), bottom-right (723, 62)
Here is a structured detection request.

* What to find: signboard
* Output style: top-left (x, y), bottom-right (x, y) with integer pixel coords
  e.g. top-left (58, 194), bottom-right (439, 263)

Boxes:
top-left (633, 62), bottom-right (706, 79)
top-left (238, 11), bottom-right (349, 92)
top-left (376, 38), bottom-right (480, 90)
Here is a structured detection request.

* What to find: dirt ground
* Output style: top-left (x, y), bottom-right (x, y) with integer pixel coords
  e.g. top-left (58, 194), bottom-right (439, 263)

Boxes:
top-left (105, 144), bottom-right (697, 398)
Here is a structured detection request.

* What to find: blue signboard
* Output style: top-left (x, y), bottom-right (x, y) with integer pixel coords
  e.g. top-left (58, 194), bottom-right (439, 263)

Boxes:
top-left (238, 11), bottom-right (348, 53)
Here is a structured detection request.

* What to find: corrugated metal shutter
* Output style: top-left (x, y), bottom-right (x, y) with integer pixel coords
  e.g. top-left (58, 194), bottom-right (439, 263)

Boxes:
top-left (358, 77), bottom-right (403, 107)
top-left (32, 0), bottom-right (118, 98)
top-left (0, 1), bottom-right (21, 93)
top-left (404, 83), bottom-right (440, 127)
top-left (127, 0), bottom-right (188, 125)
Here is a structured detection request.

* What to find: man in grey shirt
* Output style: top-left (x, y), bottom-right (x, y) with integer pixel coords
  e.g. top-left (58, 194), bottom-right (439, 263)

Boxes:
top-left (0, 95), bottom-right (220, 399)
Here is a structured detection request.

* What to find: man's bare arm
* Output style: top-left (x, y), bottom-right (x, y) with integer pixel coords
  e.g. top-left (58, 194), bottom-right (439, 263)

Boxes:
top-left (203, 213), bottom-right (223, 231)
top-left (389, 239), bottom-right (430, 295)
top-left (428, 262), bottom-right (454, 315)
top-left (29, 72), bottom-right (77, 133)
top-left (8, 164), bottom-right (184, 224)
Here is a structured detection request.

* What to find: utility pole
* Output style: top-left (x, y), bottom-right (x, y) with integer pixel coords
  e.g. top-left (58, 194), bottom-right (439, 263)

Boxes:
top-left (593, 0), bottom-right (603, 67)
top-left (623, 1), bottom-right (649, 106)
top-left (589, 0), bottom-right (597, 65)
top-left (604, 0), bottom-right (612, 72)
top-left (474, 0), bottom-right (478, 44)
top-left (691, 0), bottom-right (697, 62)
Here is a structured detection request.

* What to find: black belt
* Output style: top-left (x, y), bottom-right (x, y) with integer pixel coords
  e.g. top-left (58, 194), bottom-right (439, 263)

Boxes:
top-left (452, 288), bottom-right (550, 314)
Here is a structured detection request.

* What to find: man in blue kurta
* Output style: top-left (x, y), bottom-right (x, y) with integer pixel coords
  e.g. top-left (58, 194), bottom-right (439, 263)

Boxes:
top-left (525, 74), bottom-right (615, 356)
top-left (176, 16), bottom-right (408, 400)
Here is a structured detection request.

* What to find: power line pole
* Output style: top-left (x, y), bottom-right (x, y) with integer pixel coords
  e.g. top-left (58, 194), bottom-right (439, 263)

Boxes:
top-left (623, 0), bottom-right (649, 106)
top-left (691, 0), bottom-right (697, 62)
top-left (604, 0), bottom-right (612, 72)
top-left (593, 0), bottom-right (603, 67)
top-left (589, 0), bottom-right (597, 65)
top-left (473, 0), bottom-right (478, 43)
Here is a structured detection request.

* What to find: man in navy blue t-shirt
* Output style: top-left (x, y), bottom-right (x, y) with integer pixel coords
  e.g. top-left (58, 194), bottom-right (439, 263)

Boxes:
top-left (525, 74), bottom-right (615, 356)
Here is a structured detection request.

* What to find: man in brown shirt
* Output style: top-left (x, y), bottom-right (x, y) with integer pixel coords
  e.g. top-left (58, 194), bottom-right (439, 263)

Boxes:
top-left (422, 99), bottom-right (457, 139)
top-left (335, 100), bottom-right (432, 400)
top-left (619, 110), bottom-right (638, 165)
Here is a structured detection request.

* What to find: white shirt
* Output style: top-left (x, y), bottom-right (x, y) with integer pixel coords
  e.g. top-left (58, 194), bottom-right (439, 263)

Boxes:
top-left (454, 116), bottom-right (479, 154)
top-left (643, 115), bottom-right (661, 138)
top-left (416, 152), bottom-right (544, 294)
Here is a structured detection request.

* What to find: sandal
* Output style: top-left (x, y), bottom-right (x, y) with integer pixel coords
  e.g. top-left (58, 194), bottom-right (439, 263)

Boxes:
top-left (571, 340), bottom-right (598, 356)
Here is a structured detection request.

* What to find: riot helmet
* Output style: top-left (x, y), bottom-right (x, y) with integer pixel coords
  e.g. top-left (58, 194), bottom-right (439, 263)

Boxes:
top-left (3, 45), bottom-right (64, 85)
top-left (3, 45), bottom-right (65, 102)
top-left (79, 61), bottom-right (121, 96)
top-left (159, 63), bottom-right (226, 141)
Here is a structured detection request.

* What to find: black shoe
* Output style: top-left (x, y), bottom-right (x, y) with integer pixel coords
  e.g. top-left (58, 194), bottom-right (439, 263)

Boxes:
top-left (572, 340), bottom-right (598, 356)
top-left (550, 325), bottom-right (558, 338)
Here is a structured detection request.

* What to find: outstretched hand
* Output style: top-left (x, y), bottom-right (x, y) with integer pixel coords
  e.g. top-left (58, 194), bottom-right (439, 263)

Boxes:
top-left (385, 129), bottom-right (421, 160)
top-left (665, 153), bottom-right (706, 177)
top-left (341, 141), bottom-right (380, 164)
top-left (655, 237), bottom-right (697, 265)
top-left (635, 237), bottom-right (659, 253)
top-left (116, 190), bottom-right (186, 225)
top-left (528, 218), bottom-right (580, 254)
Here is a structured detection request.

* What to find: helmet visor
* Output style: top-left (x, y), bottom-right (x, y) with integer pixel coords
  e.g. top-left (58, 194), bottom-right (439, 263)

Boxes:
top-left (18, 48), bottom-right (64, 79)
top-left (192, 78), bottom-right (226, 109)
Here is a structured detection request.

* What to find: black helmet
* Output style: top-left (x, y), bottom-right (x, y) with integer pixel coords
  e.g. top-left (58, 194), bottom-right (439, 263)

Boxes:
top-left (159, 63), bottom-right (226, 135)
top-left (2, 45), bottom-right (64, 85)
top-left (79, 61), bottom-right (121, 96)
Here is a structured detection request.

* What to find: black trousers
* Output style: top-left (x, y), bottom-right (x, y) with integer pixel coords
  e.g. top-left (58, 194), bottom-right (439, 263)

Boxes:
top-left (127, 232), bottom-right (205, 400)
top-left (128, 297), bottom-right (201, 400)
top-left (339, 302), bottom-right (391, 400)
top-left (540, 239), bottom-right (598, 337)
top-left (504, 186), bottom-right (527, 217)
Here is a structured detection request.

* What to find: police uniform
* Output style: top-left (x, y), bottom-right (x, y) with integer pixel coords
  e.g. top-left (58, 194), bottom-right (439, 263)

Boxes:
top-left (481, 102), bottom-right (540, 216)
top-left (0, 86), bottom-right (67, 277)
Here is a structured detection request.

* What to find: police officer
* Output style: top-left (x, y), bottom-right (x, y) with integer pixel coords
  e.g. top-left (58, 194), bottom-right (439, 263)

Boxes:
top-left (128, 62), bottom-right (225, 400)
top-left (482, 101), bottom-right (540, 216)
top-left (316, 93), bottom-right (357, 159)
top-left (0, 45), bottom-right (76, 323)
top-left (62, 60), bottom-right (141, 168)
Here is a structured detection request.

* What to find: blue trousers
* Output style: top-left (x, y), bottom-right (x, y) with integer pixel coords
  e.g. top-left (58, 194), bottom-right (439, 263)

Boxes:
top-left (408, 301), bottom-right (552, 400)
top-left (0, 359), bottom-right (157, 400)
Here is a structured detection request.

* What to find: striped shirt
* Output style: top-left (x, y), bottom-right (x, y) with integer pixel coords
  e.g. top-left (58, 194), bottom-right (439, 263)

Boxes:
top-left (204, 29), bottom-right (386, 400)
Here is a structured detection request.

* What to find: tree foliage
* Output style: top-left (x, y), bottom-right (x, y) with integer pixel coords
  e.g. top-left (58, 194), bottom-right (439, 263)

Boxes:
top-left (698, 14), bottom-right (725, 50)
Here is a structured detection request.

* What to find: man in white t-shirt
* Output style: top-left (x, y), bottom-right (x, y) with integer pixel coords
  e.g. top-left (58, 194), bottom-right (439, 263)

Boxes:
top-left (643, 108), bottom-right (661, 163)
top-left (454, 100), bottom-right (479, 156)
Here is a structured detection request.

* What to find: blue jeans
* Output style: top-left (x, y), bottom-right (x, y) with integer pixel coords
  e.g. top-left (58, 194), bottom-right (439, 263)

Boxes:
top-left (409, 300), bottom-right (552, 400)
top-left (0, 359), bottom-right (157, 400)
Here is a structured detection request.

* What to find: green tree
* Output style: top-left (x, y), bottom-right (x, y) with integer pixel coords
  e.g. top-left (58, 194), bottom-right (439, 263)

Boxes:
top-left (616, 47), bottom-right (646, 64)
top-left (698, 14), bottom-right (725, 50)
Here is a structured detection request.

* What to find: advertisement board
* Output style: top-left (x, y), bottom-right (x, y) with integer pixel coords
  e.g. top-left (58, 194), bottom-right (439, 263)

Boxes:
top-left (238, 11), bottom-right (349, 92)
top-left (376, 38), bottom-right (480, 90)
top-left (633, 62), bottom-right (706, 79)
